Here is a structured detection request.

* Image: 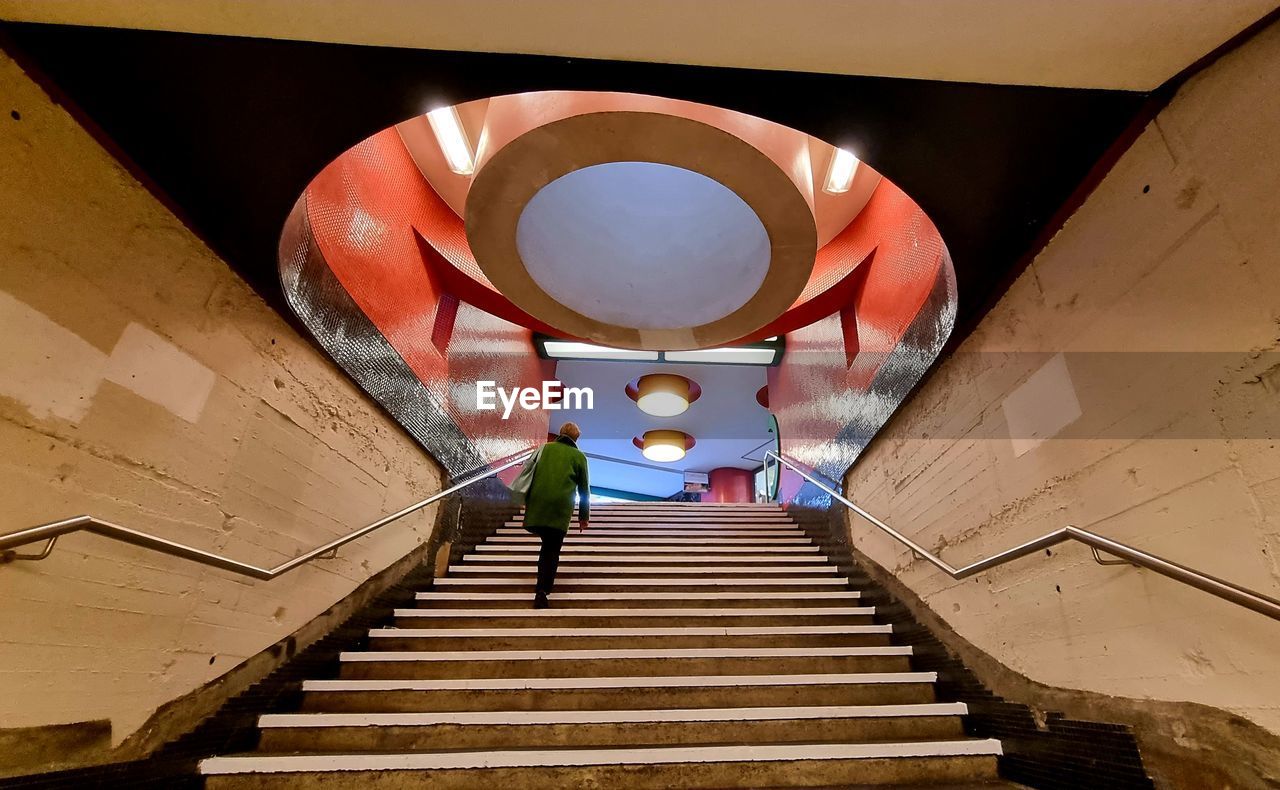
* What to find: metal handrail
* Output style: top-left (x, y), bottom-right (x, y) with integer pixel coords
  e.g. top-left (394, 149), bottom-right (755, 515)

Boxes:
top-left (764, 450), bottom-right (1280, 622)
top-left (0, 450), bottom-right (536, 580)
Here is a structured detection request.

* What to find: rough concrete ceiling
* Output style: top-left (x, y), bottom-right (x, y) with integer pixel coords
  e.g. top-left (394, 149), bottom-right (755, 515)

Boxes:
top-left (0, 0), bottom-right (1276, 90)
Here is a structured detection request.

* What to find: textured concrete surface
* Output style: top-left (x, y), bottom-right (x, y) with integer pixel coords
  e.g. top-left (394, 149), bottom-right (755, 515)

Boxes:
top-left (843, 19), bottom-right (1280, 736)
top-left (0, 47), bottom-right (442, 767)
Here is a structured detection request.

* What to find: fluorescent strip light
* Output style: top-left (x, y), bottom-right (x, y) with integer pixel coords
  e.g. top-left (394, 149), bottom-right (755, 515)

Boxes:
top-left (665, 348), bottom-right (777, 365)
top-left (426, 106), bottom-right (475, 175)
top-left (823, 148), bottom-right (859, 194)
top-left (543, 341), bottom-right (659, 361)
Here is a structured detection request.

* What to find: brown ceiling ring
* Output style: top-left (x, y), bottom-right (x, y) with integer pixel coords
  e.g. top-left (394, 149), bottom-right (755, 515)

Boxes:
top-left (631, 432), bottom-right (698, 451)
top-left (465, 110), bottom-right (817, 351)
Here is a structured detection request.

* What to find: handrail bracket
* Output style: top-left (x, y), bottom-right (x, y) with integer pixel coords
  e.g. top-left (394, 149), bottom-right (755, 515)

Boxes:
top-left (0, 536), bottom-right (58, 564)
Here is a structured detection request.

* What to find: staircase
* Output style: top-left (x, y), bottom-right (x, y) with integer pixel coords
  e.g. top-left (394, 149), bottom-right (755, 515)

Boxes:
top-left (199, 503), bottom-right (1010, 788)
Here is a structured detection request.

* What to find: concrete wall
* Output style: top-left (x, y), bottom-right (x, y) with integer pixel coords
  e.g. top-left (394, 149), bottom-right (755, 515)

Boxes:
top-left (0, 49), bottom-right (442, 753)
top-left (844, 21), bottom-right (1280, 733)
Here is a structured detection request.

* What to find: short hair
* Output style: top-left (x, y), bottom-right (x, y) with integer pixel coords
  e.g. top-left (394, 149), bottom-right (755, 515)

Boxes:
top-left (559, 422), bottom-right (581, 440)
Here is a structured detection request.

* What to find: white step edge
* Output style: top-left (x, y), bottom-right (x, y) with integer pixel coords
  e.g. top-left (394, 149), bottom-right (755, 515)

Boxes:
top-left (493, 533), bottom-right (802, 539)
top-left (302, 671), bottom-right (934, 692)
top-left (340, 645), bottom-right (912, 662)
top-left (485, 537), bottom-right (813, 545)
top-left (367, 625), bottom-right (893, 638)
top-left (434, 577), bottom-right (850, 586)
top-left (509, 516), bottom-right (794, 521)
top-left (507, 517), bottom-right (793, 522)
top-left (477, 544), bottom-right (819, 553)
top-left (201, 739), bottom-right (1001, 775)
top-left (494, 535), bottom-right (803, 542)
top-left (391, 607), bottom-right (875, 618)
top-left (448, 566), bottom-right (838, 575)
top-left (463, 554), bottom-right (823, 563)
top-left (417, 591), bottom-right (861, 601)
top-left (491, 530), bottom-right (798, 535)
top-left (258, 702), bottom-right (966, 728)
top-left (201, 740), bottom-right (1000, 774)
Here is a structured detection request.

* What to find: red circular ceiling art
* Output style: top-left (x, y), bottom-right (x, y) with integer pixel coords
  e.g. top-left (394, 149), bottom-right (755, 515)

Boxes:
top-left (287, 90), bottom-right (956, 467)
top-left (299, 91), bottom-right (947, 352)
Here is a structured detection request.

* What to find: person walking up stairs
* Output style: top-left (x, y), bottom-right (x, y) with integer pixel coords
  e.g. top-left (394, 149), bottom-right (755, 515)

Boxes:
top-left (511, 422), bottom-right (591, 610)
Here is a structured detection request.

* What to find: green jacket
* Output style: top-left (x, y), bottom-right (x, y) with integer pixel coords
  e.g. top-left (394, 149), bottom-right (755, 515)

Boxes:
top-left (523, 436), bottom-right (590, 531)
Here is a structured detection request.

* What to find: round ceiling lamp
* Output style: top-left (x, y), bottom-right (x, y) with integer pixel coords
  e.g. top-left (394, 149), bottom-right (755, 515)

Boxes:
top-left (626, 374), bottom-right (702, 417)
top-left (634, 430), bottom-right (696, 463)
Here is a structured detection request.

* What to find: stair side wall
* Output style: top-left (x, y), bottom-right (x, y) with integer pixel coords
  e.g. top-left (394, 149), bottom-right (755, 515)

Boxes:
top-left (0, 49), bottom-right (444, 776)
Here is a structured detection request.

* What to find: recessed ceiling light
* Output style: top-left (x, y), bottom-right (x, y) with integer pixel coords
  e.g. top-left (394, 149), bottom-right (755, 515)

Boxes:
top-left (632, 374), bottom-right (696, 417)
top-left (426, 105), bottom-right (475, 175)
top-left (823, 147), bottom-right (859, 194)
top-left (639, 429), bottom-right (692, 463)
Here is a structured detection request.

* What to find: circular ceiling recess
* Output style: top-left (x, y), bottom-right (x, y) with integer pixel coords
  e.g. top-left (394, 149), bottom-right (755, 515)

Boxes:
top-left (517, 162), bottom-right (770, 330)
top-left (466, 110), bottom-right (817, 351)
top-left (633, 430), bottom-right (697, 463)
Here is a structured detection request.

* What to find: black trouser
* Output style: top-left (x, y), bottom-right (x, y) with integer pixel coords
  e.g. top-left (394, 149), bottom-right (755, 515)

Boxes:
top-left (526, 525), bottom-right (567, 594)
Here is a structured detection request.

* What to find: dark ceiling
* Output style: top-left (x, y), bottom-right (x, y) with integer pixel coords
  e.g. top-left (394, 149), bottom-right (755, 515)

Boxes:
top-left (1, 22), bottom-right (1151, 343)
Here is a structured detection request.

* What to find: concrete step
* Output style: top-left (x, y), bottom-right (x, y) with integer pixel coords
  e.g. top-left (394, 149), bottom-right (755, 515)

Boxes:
top-left (366, 624), bottom-right (895, 651)
top-left (390, 607), bottom-right (877, 629)
top-left (508, 515), bottom-right (793, 523)
top-left (503, 522), bottom-right (799, 531)
top-left (484, 535), bottom-right (814, 546)
top-left (446, 565), bottom-right (841, 577)
top-left (254, 703), bottom-right (968, 752)
top-left (338, 646), bottom-right (914, 680)
top-left (463, 553), bottom-right (828, 565)
top-left (432, 577), bottom-right (853, 593)
top-left (298, 672), bottom-right (939, 713)
top-left (476, 542), bottom-right (820, 552)
top-left (414, 590), bottom-right (864, 608)
top-left (494, 528), bottom-right (804, 537)
top-left (512, 511), bottom-right (790, 518)
top-left (202, 740), bottom-right (1000, 789)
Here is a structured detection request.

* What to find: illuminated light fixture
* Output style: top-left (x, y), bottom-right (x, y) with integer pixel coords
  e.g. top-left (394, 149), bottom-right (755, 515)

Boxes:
top-left (426, 105), bottom-right (475, 175)
top-left (635, 429), bottom-right (694, 463)
top-left (627, 374), bottom-right (701, 417)
top-left (535, 334), bottom-right (781, 365)
top-left (823, 147), bottom-right (859, 194)
top-left (542, 341), bottom-right (659, 361)
top-left (666, 347), bottom-right (777, 365)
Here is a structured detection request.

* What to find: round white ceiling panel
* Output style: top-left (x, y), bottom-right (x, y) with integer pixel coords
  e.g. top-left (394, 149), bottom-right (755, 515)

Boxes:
top-left (516, 162), bottom-right (770, 331)
top-left (465, 110), bottom-right (816, 350)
